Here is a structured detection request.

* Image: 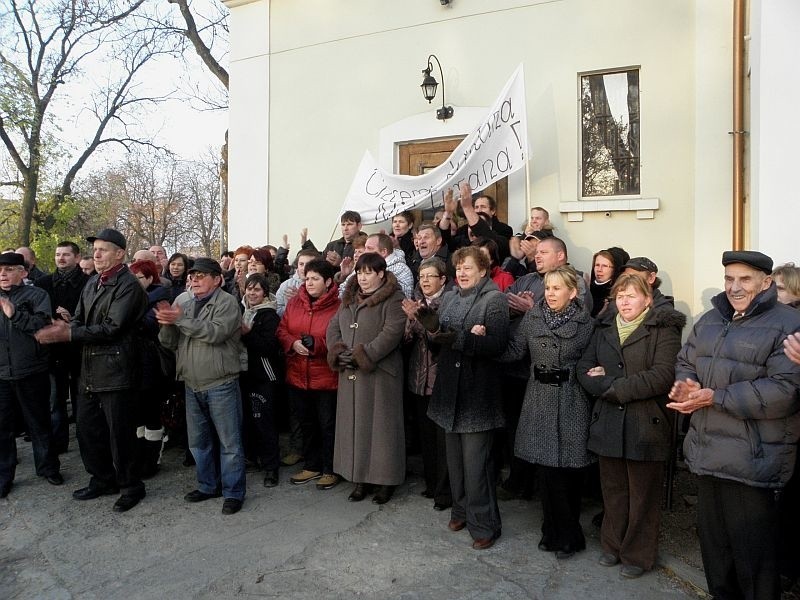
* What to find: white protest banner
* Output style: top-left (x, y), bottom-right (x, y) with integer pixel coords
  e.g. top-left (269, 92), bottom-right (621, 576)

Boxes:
top-left (340, 64), bottom-right (528, 224)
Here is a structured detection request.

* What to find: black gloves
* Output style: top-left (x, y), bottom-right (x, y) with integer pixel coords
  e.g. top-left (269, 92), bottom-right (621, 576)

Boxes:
top-left (338, 350), bottom-right (356, 369)
top-left (416, 306), bottom-right (440, 333)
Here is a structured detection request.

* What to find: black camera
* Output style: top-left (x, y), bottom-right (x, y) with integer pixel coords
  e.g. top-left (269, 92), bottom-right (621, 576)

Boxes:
top-left (300, 335), bottom-right (315, 351)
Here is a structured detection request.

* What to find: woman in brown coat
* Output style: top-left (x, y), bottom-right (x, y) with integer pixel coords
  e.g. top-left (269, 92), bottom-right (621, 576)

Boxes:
top-left (577, 274), bottom-right (685, 578)
top-left (327, 253), bottom-right (406, 505)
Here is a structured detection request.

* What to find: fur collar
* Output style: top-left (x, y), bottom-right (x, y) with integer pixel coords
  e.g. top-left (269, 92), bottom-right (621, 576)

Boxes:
top-left (342, 270), bottom-right (399, 307)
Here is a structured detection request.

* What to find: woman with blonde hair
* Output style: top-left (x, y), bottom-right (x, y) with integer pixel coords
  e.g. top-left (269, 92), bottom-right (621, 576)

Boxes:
top-left (501, 265), bottom-right (594, 560)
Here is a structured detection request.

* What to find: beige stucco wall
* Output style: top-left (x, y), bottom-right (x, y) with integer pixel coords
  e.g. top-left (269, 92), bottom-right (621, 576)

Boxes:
top-left (227, 0), bottom-right (737, 318)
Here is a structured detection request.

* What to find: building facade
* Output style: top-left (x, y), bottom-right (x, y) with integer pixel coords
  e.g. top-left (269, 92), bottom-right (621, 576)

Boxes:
top-left (222, 0), bottom-right (799, 320)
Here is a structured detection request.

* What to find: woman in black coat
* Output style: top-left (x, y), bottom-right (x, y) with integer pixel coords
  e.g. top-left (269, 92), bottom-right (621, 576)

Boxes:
top-left (423, 246), bottom-right (509, 550)
top-left (240, 274), bottom-right (283, 487)
top-left (577, 273), bottom-right (685, 578)
top-left (165, 252), bottom-right (191, 302)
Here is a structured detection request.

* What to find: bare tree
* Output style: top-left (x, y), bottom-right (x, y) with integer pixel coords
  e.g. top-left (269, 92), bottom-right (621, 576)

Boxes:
top-left (0, 0), bottom-right (170, 245)
top-left (77, 148), bottom-right (222, 256)
top-left (180, 148), bottom-right (221, 256)
top-left (160, 0), bottom-right (229, 250)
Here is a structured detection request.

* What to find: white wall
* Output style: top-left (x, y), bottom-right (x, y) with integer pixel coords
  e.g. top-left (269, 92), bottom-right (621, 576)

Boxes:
top-left (225, 0), bottom-right (270, 248)
top-left (226, 0), bottom-right (735, 316)
top-left (750, 0), bottom-right (800, 268)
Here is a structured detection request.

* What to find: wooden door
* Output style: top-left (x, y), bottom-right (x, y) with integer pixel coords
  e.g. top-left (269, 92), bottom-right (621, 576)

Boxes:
top-left (398, 139), bottom-right (508, 224)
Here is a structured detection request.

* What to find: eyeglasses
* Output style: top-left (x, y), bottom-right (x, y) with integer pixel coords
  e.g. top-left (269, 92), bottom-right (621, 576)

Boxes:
top-left (419, 274), bottom-right (444, 280)
top-left (188, 272), bottom-right (209, 280)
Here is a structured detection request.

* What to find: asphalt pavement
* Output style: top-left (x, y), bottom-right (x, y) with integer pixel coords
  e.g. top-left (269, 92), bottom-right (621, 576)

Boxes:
top-left (0, 436), bottom-right (707, 599)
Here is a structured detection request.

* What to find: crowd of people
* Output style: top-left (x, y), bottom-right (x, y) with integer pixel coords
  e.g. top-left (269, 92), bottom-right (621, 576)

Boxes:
top-left (1, 180), bottom-right (799, 598)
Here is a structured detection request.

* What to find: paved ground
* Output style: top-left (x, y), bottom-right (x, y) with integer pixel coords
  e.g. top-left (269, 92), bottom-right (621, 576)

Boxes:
top-left (1, 439), bottom-right (707, 599)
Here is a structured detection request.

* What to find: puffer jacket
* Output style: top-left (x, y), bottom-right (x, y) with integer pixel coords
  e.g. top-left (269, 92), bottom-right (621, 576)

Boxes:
top-left (428, 277), bottom-right (510, 433)
top-left (277, 283), bottom-right (339, 391)
top-left (676, 285), bottom-right (800, 488)
top-left (158, 287), bottom-right (243, 392)
top-left (0, 284), bottom-right (51, 379)
top-left (71, 266), bottom-right (148, 392)
top-left (577, 305), bottom-right (686, 461)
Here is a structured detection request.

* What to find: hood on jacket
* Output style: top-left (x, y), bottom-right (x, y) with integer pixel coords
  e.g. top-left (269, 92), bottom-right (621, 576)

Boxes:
top-left (595, 302), bottom-right (687, 332)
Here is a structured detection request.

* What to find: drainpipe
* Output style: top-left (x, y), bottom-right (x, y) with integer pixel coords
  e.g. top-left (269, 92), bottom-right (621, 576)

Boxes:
top-left (732, 0), bottom-right (746, 250)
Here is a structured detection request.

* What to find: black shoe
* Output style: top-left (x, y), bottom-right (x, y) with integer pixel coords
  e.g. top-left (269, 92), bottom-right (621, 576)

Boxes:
top-left (184, 489), bottom-right (222, 503)
top-left (263, 469), bottom-right (279, 488)
top-left (45, 473), bottom-right (64, 486)
top-left (348, 483), bottom-right (372, 502)
top-left (420, 489), bottom-right (434, 499)
top-left (113, 493), bottom-right (144, 512)
top-left (433, 501), bottom-right (452, 511)
top-left (182, 451), bottom-right (195, 467)
top-left (221, 498), bottom-right (243, 515)
top-left (73, 484), bottom-right (119, 500)
top-left (538, 537), bottom-right (556, 552)
top-left (372, 485), bottom-right (395, 505)
top-left (0, 481), bottom-right (12, 498)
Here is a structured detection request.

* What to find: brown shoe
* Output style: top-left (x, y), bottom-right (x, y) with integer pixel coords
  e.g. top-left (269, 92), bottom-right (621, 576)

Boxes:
top-left (289, 470), bottom-right (321, 485)
top-left (316, 474), bottom-right (339, 490)
top-left (472, 531), bottom-right (500, 550)
top-left (448, 519), bottom-right (466, 532)
top-left (348, 483), bottom-right (373, 502)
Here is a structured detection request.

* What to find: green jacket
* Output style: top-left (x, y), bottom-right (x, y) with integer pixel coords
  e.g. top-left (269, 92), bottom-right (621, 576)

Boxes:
top-left (159, 287), bottom-right (243, 392)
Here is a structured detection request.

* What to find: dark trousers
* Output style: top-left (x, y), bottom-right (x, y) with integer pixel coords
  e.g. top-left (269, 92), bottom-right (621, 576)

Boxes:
top-left (242, 378), bottom-right (280, 471)
top-left (289, 387), bottom-right (336, 475)
top-left (499, 377), bottom-right (536, 494)
top-left (539, 465), bottom-right (586, 552)
top-left (76, 388), bottom-right (144, 497)
top-left (697, 475), bottom-right (781, 600)
top-left (411, 392), bottom-right (450, 504)
top-left (599, 456), bottom-right (664, 570)
top-left (446, 430), bottom-right (501, 540)
top-left (50, 356), bottom-right (78, 452)
top-left (0, 374), bottom-right (60, 485)
top-left (778, 452), bottom-right (800, 581)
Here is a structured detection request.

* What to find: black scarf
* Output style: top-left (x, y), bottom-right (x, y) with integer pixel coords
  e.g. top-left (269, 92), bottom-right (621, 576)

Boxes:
top-left (541, 299), bottom-right (580, 331)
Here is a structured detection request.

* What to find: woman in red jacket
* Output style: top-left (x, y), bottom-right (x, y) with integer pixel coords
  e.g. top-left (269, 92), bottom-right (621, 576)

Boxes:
top-left (277, 259), bottom-right (341, 490)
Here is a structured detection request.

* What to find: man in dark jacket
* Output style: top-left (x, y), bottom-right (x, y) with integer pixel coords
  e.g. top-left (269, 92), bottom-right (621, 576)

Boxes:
top-left (0, 252), bottom-right (63, 498)
top-left (35, 241), bottom-right (91, 453)
top-left (668, 250), bottom-right (800, 600)
top-left (36, 229), bottom-right (148, 512)
top-left (323, 210), bottom-right (362, 268)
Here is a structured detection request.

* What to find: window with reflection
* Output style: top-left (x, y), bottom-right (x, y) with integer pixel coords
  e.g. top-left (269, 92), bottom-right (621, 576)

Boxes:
top-left (581, 69), bottom-right (640, 197)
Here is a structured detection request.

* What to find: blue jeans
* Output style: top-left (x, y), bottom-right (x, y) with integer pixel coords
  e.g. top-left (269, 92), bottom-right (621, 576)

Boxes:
top-left (185, 378), bottom-right (246, 500)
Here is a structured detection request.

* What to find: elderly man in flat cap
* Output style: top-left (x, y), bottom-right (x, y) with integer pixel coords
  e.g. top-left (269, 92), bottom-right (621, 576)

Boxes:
top-left (668, 250), bottom-right (800, 600)
top-left (36, 228), bottom-right (148, 512)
